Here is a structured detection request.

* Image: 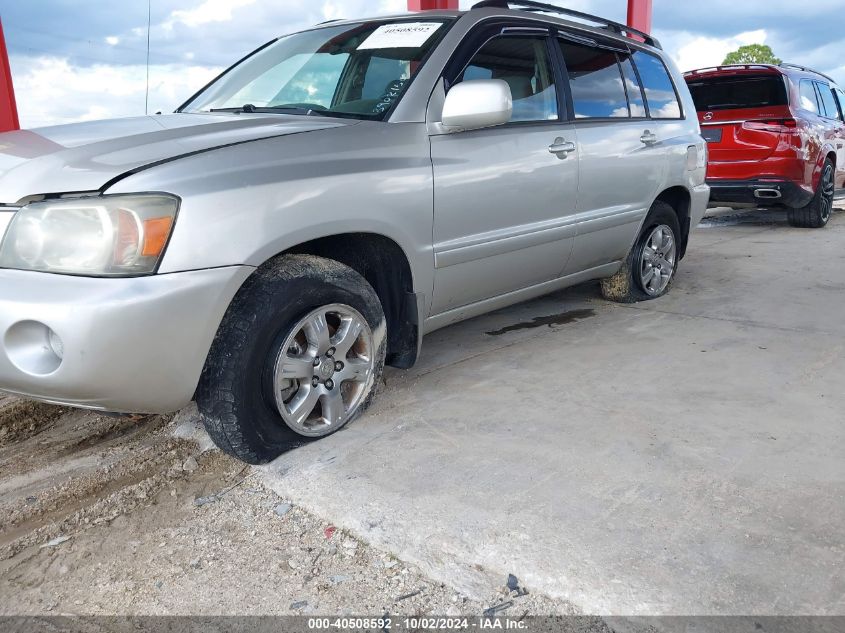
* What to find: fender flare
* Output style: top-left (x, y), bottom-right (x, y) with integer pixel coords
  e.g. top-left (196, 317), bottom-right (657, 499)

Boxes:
top-left (812, 144), bottom-right (837, 190)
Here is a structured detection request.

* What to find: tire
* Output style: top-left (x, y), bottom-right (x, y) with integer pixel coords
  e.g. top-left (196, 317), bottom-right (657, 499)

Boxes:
top-left (196, 254), bottom-right (387, 464)
top-left (601, 201), bottom-right (681, 303)
top-left (787, 159), bottom-right (835, 228)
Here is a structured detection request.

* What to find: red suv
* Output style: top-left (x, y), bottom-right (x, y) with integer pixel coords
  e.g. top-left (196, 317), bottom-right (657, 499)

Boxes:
top-left (684, 63), bottom-right (845, 228)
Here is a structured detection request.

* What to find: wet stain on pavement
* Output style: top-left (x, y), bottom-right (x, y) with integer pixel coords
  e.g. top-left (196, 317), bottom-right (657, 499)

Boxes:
top-left (698, 208), bottom-right (790, 227)
top-left (486, 308), bottom-right (596, 336)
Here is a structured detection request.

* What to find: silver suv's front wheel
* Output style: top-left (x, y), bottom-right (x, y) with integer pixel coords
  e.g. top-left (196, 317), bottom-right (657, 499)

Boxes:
top-left (274, 304), bottom-right (375, 438)
top-left (196, 254), bottom-right (386, 464)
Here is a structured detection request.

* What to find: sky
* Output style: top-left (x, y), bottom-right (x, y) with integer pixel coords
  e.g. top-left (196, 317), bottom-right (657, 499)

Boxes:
top-left (2, 0), bottom-right (844, 129)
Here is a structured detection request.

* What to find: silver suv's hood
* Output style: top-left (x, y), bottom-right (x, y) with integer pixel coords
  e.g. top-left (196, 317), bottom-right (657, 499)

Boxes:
top-left (0, 113), bottom-right (352, 204)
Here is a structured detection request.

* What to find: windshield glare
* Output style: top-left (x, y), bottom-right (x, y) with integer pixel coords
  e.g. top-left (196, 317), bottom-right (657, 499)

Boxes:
top-left (181, 19), bottom-right (452, 119)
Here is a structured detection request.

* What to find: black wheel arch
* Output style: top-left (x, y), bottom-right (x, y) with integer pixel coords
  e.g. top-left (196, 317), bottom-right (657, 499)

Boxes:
top-left (654, 186), bottom-right (692, 260)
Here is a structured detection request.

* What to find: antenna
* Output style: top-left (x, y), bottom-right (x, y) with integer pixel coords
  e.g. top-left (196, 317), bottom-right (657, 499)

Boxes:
top-left (145, 0), bottom-right (151, 115)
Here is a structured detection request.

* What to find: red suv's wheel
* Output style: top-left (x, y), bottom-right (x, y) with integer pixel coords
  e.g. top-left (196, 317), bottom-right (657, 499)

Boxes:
top-left (788, 159), bottom-right (835, 228)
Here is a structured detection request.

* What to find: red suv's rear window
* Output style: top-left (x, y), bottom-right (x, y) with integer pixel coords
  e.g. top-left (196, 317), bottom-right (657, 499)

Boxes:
top-left (687, 75), bottom-right (788, 111)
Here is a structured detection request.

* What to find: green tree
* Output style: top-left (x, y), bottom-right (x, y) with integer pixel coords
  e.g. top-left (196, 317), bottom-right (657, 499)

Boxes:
top-left (722, 44), bottom-right (782, 65)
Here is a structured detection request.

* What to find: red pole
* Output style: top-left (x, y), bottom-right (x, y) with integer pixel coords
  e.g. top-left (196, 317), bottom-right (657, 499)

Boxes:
top-left (626, 0), bottom-right (653, 34)
top-left (408, 0), bottom-right (459, 10)
top-left (0, 17), bottom-right (19, 132)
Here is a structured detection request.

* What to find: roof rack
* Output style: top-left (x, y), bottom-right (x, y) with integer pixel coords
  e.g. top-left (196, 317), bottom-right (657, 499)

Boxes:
top-left (471, 0), bottom-right (661, 49)
top-left (683, 64), bottom-right (779, 76)
top-left (682, 63), bottom-right (836, 84)
top-left (779, 63), bottom-right (835, 82)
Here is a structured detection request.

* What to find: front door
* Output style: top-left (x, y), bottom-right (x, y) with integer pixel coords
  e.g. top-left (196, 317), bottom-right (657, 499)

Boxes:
top-left (430, 32), bottom-right (579, 315)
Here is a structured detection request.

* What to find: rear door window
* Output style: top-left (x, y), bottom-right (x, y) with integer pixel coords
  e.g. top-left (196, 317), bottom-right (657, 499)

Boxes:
top-left (631, 50), bottom-right (682, 118)
top-left (815, 82), bottom-right (841, 120)
top-left (687, 75), bottom-right (787, 111)
top-left (558, 39), bottom-right (629, 119)
top-left (799, 80), bottom-right (820, 114)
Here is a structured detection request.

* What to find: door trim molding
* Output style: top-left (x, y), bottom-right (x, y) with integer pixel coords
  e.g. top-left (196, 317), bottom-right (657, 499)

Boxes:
top-left (434, 215), bottom-right (578, 268)
top-left (433, 206), bottom-right (646, 269)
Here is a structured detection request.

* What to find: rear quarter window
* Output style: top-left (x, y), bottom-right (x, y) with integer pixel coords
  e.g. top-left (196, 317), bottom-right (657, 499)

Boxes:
top-left (631, 51), bottom-right (682, 119)
top-left (799, 79), bottom-right (820, 114)
top-left (834, 87), bottom-right (845, 121)
top-left (687, 75), bottom-right (787, 111)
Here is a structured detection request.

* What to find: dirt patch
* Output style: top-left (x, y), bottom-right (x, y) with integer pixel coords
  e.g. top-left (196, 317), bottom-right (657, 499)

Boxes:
top-left (0, 397), bottom-right (69, 446)
top-left (0, 398), bottom-right (581, 617)
top-left (0, 407), bottom-right (194, 559)
top-left (1, 460), bottom-right (573, 616)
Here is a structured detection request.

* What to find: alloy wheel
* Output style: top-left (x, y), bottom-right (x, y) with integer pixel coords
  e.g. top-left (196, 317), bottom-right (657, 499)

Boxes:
top-left (639, 224), bottom-right (677, 297)
top-left (820, 163), bottom-right (835, 223)
top-left (272, 304), bottom-right (374, 437)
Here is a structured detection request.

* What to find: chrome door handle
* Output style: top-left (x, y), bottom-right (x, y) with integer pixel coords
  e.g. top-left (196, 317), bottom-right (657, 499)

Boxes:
top-left (549, 138), bottom-right (576, 157)
top-left (640, 130), bottom-right (658, 146)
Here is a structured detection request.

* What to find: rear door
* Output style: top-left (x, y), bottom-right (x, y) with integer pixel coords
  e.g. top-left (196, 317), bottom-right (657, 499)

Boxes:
top-left (557, 37), bottom-right (672, 274)
top-left (686, 72), bottom-right (792, 170)
top-left (815, 81), bottom-right (845, 190)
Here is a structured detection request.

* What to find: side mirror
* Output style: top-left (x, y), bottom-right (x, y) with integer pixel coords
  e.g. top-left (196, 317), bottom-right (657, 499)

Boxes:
top-left (441, 79), bottom-right (513, 132)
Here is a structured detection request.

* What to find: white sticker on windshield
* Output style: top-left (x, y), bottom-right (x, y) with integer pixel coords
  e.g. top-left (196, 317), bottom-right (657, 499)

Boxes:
top-left (358, 22), bottom-right (443, 50)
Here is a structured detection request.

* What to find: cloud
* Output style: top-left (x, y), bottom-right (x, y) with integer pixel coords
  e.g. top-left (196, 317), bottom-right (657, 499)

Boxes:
top-left (321, 2), bottom-right (345, 21)
top-left (663, 29), bottom-right (769, 73)
top-left (11, 56), bottom-right (221, 128)
top-left (163, 0), bottom-right (258, 30)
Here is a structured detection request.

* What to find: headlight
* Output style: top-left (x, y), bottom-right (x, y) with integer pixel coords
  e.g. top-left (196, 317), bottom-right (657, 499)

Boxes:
top-left (0, 194), bottom-right (179, 276)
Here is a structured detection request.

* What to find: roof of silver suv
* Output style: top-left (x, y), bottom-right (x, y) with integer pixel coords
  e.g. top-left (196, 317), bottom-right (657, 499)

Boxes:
top-left (306, 1), bottom-right (663, 53)
top-left (469, 0), bottom-right (660, 48)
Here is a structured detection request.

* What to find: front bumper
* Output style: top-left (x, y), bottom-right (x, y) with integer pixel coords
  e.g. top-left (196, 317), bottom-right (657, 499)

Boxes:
top-left (0, 266), bottom-right (253, 413)
top-left (707, 179), bottom-right (814, 209)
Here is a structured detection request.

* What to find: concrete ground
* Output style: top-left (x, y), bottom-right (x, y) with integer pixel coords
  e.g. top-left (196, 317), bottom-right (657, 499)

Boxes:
top-left (263, 207), bottom-right (845, 616)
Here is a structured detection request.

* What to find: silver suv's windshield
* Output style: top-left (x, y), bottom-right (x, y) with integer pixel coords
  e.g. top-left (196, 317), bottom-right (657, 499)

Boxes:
top-left (180, 19), bottom-right (454, 120)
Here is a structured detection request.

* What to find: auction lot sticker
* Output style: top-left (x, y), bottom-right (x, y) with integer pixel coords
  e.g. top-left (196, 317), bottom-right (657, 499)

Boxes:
top-left (359, 22), bottom-right (443, 49)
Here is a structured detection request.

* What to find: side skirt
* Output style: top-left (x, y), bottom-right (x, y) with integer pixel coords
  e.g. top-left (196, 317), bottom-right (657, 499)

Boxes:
top-left (422, 262), bottom-right (621, 335)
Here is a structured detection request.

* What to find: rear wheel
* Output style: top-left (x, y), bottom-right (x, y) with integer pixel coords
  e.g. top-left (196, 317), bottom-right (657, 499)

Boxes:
top-left (788, 159), bottom-right (835, 228)
top-left (196, 254), bottom-right (386, 464)
top-left (601, 201), bottom-right (681, 303)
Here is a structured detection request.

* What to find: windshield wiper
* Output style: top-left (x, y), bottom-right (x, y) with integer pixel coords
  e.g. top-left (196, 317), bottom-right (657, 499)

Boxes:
top-left (207, 103), bottom-right (369, 120)
top-left (209, 104), bottom-right (314, 115)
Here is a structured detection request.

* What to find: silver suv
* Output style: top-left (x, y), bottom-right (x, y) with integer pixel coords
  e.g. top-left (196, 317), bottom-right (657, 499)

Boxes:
top-left (0, 1), bottom-right (708, 463)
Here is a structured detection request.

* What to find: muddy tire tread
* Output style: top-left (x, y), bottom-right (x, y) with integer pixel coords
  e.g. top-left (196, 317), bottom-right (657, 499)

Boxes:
top-left (196, 254), bottom-right (386, 464)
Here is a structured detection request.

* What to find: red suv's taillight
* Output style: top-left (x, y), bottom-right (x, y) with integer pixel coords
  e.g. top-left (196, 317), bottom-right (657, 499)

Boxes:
top-left (741, 119), bottom-right (799, 134)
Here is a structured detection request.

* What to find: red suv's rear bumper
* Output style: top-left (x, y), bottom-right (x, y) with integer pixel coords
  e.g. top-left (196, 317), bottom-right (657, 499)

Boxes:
top-left (707, 178), bottom-right (814, 208)
top-left (707, 155), bottom-right (806, 183)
